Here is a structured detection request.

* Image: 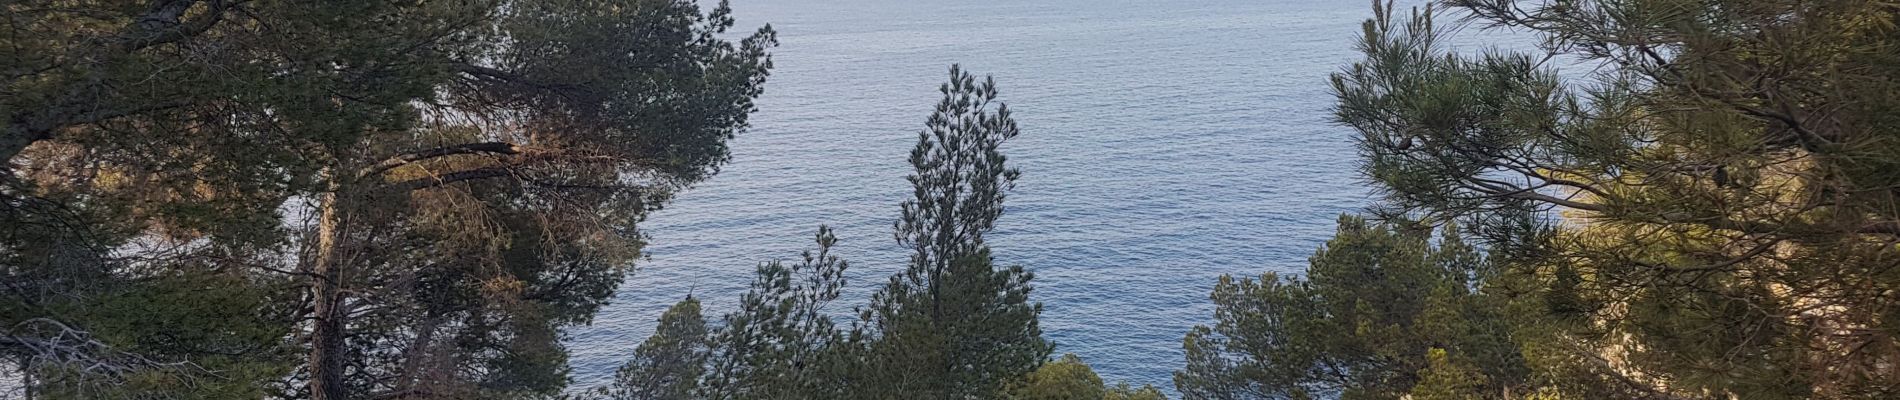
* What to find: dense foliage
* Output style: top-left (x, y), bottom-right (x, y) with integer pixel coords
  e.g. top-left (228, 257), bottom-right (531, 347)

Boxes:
top-left (1179, 0), bottom-right (1900, 399)
top-left (849, 65), bottom-right (1052, 400)
top-left (1, 0), bottom-right (772, 398)
top-left (12, 0), bottom-right (1896, 399)
top-left (1176, 217), bottom-right (1520, 400)
top-left (595, 297), bottom-right (709, 400)
top-left (1011, 354), bottom-right (1168, 400)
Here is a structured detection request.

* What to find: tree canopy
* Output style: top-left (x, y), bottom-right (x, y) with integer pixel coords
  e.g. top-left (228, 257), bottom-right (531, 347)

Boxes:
top-left (1011, 354), bottom-right (1168, 400)
top-left (1339, 0), bottom-right (1900, 397)
top-left (15, 0), bottom-right (1898, 399)
top-left (848, 64), bottom-right (1051, 400)
top-left (1175, 217), bottom-right (1519, 400)
top-left (2, 1), bottom-right (773, 398)
top-left (1179, 0), bottom-right (1900, 398)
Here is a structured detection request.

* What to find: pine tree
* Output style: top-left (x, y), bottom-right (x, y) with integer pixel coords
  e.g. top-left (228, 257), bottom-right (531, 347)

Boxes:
top-left (1104, 383), bottom-right (1169, 400)
top-left (1409, 348), bottom-right (1490, 400)
top-left (597, 297), bottom-right (710, 400)
top-left (701, 227), bottom-right (852, 399)
top-left (1333, 0), bottom-right (1900, 397)
top-left (1175, 216), bottom-right (1522, 400)
top-left (1009, 354), bottom-right (1108, 400)
top-left (851, 65), bottom-right (1051, 399)
top-left (1007, 354), bottom-right (1169, 400)
top-left (0, 1), bottom-right (775, 397)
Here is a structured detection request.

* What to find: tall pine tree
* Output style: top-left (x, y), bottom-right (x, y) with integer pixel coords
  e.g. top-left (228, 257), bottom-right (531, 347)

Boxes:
top-left (1, 1), bottom-right (775, 397)
top-left (851, 65), bottom-right (1051, 399)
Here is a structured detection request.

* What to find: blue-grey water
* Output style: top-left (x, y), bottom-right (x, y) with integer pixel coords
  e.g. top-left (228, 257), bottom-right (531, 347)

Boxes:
top-left (566, 0), bottom-right (1519, 394)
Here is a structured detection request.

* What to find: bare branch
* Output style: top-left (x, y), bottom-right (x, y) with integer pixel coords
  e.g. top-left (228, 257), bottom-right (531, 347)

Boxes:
top-left (355, 142), bottom-right (527, 180)
top-left (383, 166), bottom-right (517, 193)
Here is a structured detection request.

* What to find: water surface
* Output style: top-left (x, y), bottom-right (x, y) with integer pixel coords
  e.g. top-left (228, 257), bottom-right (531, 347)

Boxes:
top-left (567, 0), bottom-right (1497, 393)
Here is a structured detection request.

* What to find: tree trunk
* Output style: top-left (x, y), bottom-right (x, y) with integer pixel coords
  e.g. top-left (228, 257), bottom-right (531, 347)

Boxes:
top-left (21, 358), bottom-right (33, 400)
top-left (396, 313), bottom-right (444, 393)
top-left (309, 187), bottom-right (351, 400)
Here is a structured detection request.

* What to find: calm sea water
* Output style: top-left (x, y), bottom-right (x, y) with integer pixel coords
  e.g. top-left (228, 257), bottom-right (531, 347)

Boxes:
top-left (566, 0), bottom-right (1516, 393)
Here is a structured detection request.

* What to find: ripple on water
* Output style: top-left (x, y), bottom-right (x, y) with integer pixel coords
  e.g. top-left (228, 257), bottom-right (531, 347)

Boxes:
top-left (565, 0), bottom-right (1532, 395)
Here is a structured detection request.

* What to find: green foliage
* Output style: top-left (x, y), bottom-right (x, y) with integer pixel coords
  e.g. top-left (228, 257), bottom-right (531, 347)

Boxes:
top-left (1408, 348), bottom-right (1490, 400)
top-left (596, 298), bottom-right (709, 400)
top-left (700, 227), bottom-right (852, 399)
top-left (1010, 354), bottom-right (1108, 400)
top-left (31, 271), bottom-right (294, 400)
top-left (850, 65), bottom-right (1051, 400)
top-left (1329, 0), bottom-right (1900, 398)
top-left (307, 0), bottom-right (773, 395)
top-left (482, 0), bottom-right (777, 187)
top-left (1008, 354), bottom-right (1169, 400)
top-left (591, 227), bottom-right (856, 400)
top-left (1106, 383), bottom-right (1169, 400)
top-left (587, 65), bottom-right (1061, 400)
top-left (1, 0), bottom-right (775, 397)
top-left (1175, 216), bottom-right (1522, 400)
top-left (1, 6), bottom-right (468, 390)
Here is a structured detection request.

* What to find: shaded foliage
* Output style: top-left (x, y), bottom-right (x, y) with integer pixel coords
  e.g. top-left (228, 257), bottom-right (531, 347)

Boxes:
top-left (698, 227), bottom-right (852, 400)
top-left (1, 0), bottom-right (774, 398)
top-left (1009, 354), bottom-right (1168, 400)
top-left (594, 297), bottom-right (709, 400)
top-left (848, 65), bottom-right (1050, 400)
top-left (1175, 216), bottom-right (1521, 400)
top-left (1318, 0), bottom-right (1900, 398)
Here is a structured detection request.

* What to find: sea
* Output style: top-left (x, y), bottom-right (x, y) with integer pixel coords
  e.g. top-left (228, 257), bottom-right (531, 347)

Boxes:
top-left (565, 0), bottom-right (1530, 395)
